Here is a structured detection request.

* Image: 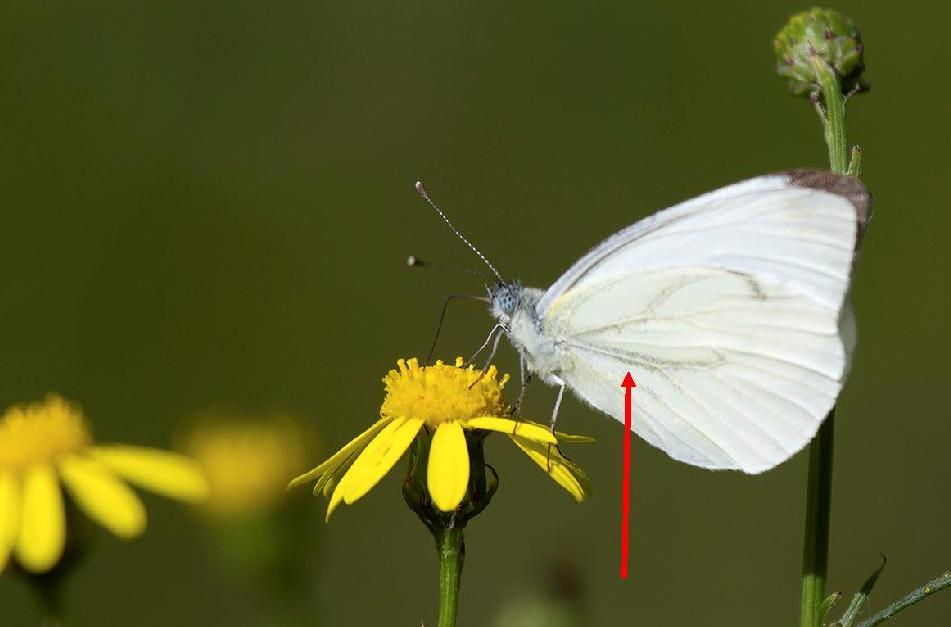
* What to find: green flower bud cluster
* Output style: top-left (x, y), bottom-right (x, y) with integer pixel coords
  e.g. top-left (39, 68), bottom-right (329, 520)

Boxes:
top-left (774, 8), bottom-right (867, 97)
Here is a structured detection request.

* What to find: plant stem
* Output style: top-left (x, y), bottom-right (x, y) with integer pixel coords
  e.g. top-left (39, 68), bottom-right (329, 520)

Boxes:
top-left (800, 410), bottom-right (835, 627)
top-left (800, 54), bottom-right (851, 627)
top-left (23, 559), bottom-right (72, 627)
top-left (856, 571), bottom-right (951, 626)
top-left (37, 584), bottom-right (63, 627)
top-left (816, 58), bottom-right (848, 174)
top-left (437, 526), bottom-right (464, 627)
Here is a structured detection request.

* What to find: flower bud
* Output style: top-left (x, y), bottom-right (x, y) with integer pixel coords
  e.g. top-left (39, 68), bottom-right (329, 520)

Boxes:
top-left (403, 429), bottom-right (499, 539)
top-left (774, 8), bottom-right (866, 97)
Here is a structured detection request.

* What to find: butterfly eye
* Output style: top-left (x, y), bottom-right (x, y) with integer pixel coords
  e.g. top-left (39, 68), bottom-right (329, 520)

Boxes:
top-left (490, 283), bottom-right (519, 317)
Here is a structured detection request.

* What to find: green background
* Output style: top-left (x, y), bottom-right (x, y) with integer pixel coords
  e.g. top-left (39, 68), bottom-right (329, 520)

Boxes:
top-left (1, 0), bottom-right (949, 625)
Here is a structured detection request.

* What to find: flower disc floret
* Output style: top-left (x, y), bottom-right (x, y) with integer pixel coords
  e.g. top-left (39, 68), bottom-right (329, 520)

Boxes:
top-left (381, 358), bottom-right (509, 426)
top-left (0, 395), bottom-right (91, 471)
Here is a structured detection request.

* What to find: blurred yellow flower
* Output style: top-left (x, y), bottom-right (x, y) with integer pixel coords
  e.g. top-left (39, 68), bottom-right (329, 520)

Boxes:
top-left (0, 394), bottom-right (208, 574)
top-left (289, 358), bottom-right (591, 519)
top-left (184, 416), bottom-right (311, 517)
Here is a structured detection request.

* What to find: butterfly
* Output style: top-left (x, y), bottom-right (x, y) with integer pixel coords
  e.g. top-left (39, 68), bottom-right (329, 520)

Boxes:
top-left (416, 170), bottom-right (870, 473)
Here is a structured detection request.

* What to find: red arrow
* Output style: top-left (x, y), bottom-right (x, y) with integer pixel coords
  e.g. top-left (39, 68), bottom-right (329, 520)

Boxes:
top-left (620, 372), bottom-right (636, 580)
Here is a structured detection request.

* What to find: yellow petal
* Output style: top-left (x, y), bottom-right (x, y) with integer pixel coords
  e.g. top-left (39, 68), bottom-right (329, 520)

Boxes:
top-left (289, 415), bottom-right (393, 489)
top-left (325, 417), bottom-right (415, 520)
top-left (554, 432), bottom-right (595, 444)
top-left (315, 472), bottom-right (338, 498)
top-left (341, 417), bottom-right (424, 506)
top-left (324, 475), bottom-right (349, 521)
top-left (59, 455), bottom-right (146, 539)
top-left (461, 416), bottom-right (557, 444)
top-left (315, 459), bottom-right (350, 498)
top-left (15, 465), bottom-right (65, 573)
top-left (88, 446), bottom-right (209, 503)
top-left (427, 422), bottom-right (469, 512)
top-left (509, 436), bottom-right (592, 503)
top-left (0, 473), bottom-right (21, 572)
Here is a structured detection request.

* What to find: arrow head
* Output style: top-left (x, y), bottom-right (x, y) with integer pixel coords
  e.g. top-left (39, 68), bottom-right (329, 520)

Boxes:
top-left (621, 372), bottom-right (636, 388)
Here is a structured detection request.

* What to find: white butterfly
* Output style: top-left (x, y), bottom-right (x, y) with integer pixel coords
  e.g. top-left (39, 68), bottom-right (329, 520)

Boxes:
top-left (416, 170), bottom-right (870, 473)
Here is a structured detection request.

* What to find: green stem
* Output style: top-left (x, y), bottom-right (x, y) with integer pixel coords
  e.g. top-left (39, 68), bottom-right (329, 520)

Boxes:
top-left (856, 571), bottom-right (951, 626)
top-left (800, 54), bottom-right (851, 627)
top-left (23, 562), bottom-right (72, 627)
top-left (800, 411), bottom-right (835, 627)
top-left (437, 526), bottom-right (464, 627)
top-left (816, 58), bottom-right (848, 174)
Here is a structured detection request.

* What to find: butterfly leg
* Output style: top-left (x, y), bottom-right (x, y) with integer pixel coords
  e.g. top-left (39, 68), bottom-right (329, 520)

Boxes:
top-left (545, 378), bottom-right (567, 471)
top-left (549, 377), bottom-right (566, 432)
top-left (479, 328), bottom-right (504, 373)
top-left (468, 323), bottom-right (503, 366)
top-left (512, 352), bottom-right (533, 416)
top-left (467, 324), bottom-right (505, 389)
top-left (510, 352), bottom-right (535, 438)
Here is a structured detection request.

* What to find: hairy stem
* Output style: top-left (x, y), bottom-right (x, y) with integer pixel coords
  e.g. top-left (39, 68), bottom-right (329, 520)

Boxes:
top-left (856, 571), bottom-right (951, 626)
top-left (816, 58), bottom-right (848, 174)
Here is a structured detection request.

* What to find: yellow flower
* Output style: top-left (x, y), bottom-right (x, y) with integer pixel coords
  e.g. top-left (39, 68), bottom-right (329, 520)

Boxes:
top-left (184, 415), bottom-right (312, 518)
top-left (289, 358), bottom-right (591, 519)
top-left (0, 394), bottom-right (209, 574)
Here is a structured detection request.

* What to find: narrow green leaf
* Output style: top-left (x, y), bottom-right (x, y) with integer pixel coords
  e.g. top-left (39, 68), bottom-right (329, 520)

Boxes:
top-left (840, 555), bottom-right (887, 626)
top-left (857, 570), bottom-right (951, 627)
top-left (821, 591), bottom-right (842, 622)
top-left (847, 146), bottom-right (863, 177)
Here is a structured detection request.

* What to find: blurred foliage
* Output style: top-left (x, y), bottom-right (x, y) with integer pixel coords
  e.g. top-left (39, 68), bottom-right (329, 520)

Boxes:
top-left (181, 411), bottom-right (319, 605)
top-left (491, 556), bottom-right (586, 627)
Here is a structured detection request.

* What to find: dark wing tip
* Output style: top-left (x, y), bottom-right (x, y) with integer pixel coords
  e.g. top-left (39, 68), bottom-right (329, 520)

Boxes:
top-left (783, 169), bottom-right (872, 245)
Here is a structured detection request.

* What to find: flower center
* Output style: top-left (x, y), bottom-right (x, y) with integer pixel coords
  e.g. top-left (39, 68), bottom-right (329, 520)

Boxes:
top-left (381, 358), bottom-right (510, 426)
top-left (0, 394), bottom-right (91, 470)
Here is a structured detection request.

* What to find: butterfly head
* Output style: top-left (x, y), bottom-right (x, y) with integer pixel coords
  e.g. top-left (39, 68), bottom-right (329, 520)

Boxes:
top-left (488, 280), bottom-right (523, 324)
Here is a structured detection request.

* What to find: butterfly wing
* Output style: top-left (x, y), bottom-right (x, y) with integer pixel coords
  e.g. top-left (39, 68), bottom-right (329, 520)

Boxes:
top-left (538, 170), bottom-right (869, 473)
top-left (539, 170), bottom-right (869, 313)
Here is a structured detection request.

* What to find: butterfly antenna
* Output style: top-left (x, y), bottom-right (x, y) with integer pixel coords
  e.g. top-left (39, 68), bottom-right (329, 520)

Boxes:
top-left (406, 255), bottom-right (493, 281)
top-left (415, 181), bottom-right (504, 282)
